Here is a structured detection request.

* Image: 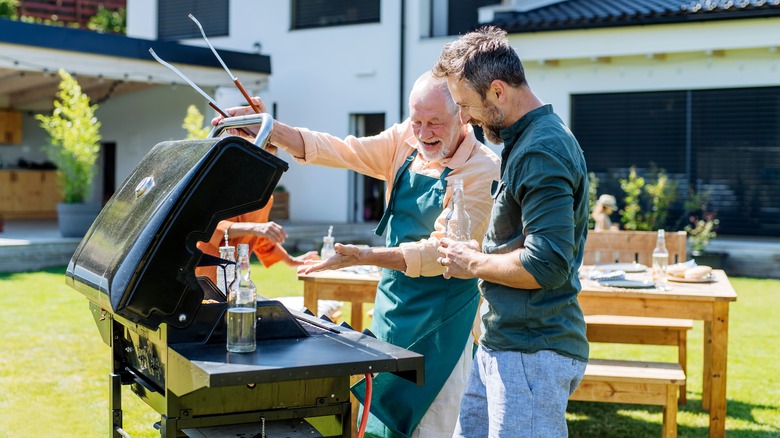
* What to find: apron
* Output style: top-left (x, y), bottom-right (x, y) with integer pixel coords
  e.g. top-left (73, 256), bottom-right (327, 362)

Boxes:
top-left (352, 150), bottom-right (479, 438)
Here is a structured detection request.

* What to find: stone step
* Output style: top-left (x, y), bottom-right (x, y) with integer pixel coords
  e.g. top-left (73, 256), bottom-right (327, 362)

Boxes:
top-left (0, 241), bottom-right (79, 273)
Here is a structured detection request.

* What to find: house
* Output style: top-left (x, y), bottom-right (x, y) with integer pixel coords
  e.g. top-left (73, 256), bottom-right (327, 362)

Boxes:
top-left (2, 0), bottom-right (779, 240)
top-left (126, 0), bottom-right (779, 239)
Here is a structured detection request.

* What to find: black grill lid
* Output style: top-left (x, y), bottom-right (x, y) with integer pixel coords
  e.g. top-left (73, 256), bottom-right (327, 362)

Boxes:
top-left (67, 116), bottom-right (287, 329)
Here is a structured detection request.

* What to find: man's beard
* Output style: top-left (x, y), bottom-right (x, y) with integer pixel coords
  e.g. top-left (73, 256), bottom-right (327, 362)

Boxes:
top-left (477, 101), bottom-right (506, 144)
top-left (418, 139), bottom-right (451, 162)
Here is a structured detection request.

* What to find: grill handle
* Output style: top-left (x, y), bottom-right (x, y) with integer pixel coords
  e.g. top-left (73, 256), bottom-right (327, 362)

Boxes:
top-left (209, 112), bottom-right (274, 150)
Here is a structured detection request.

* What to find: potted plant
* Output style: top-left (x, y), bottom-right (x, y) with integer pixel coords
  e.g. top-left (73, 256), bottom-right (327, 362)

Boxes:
top-left (36, 69), bottom-right (102, 237)
top-left (683, 188), bottom-right (728, 268)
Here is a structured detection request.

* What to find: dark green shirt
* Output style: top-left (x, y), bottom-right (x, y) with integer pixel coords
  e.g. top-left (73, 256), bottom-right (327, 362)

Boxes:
top-left (480, 104), bottom-right (589, 362)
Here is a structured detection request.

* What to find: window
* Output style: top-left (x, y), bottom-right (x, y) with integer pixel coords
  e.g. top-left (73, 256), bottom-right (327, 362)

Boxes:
top-left (158, 0), bottom-right (228, 41)
top-left (429, 0), bottom-right (501, 37)
top-left (291, 0), bottom-right (380, 30)
top-left (571, 87), bottom-right (780, 237)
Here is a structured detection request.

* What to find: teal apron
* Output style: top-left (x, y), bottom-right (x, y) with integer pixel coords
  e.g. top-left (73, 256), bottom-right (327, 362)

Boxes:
top-left (352, 150), bottom-right (479, 438)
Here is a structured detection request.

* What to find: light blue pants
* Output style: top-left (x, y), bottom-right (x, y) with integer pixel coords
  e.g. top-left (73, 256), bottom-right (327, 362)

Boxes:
top-left (453, 347), bottom-right (586, 438)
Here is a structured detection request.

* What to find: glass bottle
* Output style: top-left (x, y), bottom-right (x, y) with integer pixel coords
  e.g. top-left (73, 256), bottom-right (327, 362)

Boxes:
top-left (227, 243), bottom-right (257, 353)
top-left (652, 229), bottom-right (669, 290)
top-left (446, 179), bottom-right (471, 241)
top-left (216, 244), bottom-right (235, 295)
top-left (321, 225), bottom-right (336, 259)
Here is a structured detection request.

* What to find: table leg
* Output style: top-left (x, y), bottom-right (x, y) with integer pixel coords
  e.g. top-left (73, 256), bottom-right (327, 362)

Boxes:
top-left (707, 301), bottom-right (730, 437)
top-left (303, 283), bottom-right (319, 318)
top-left (703, 320), bottom-right (712, 411)
top-left (351, 303), bottom-right (364, 332)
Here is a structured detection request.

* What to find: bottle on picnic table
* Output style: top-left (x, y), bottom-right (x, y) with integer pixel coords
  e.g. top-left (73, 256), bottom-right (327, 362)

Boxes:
top-left (652, 229), bottom-right (669, 290)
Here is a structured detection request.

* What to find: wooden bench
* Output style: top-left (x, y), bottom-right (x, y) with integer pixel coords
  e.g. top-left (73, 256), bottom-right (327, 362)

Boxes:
top-left (570, 359), bottom-right (686, 438)
top-left (585, 315), bottom-right (692, 404)
top-left (582, 230), bottom-right (693, 404)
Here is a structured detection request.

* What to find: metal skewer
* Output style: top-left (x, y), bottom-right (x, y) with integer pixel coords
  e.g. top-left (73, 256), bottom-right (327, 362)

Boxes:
top-left (148, 48), bottom-right (254, 137)
top-left (189, 13), bottom-right (261, 114)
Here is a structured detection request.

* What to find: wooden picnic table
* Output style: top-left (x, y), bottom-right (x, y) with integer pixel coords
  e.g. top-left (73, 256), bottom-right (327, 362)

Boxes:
top-left (579, 268), bottom-right (737, 437)
top-left (298, 268), bottom-right (380, 332)
top-left (299, 267), bottom-right (738, 437)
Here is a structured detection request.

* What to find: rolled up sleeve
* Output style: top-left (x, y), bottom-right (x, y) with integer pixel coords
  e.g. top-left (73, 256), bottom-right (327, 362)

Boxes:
top-left (516, 150), bottom-right (577, 289)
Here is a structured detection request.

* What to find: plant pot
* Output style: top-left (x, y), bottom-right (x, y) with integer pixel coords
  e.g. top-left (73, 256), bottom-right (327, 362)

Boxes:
top-left (57, 202), bottom-right (101, 238)
top-left (689, 250), bottom-right (729, 270)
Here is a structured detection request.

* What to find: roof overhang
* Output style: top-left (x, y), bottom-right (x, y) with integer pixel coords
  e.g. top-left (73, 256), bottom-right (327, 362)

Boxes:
top-left (0, 18), bottom-right (271, 111)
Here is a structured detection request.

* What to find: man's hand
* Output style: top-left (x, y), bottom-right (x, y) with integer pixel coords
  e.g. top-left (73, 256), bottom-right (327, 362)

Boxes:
top-left (298, 243), bottom-right (362, 275)
top-left (287, 251), bottom-right (319, 267)
top-left (249, 221), bottom-right (287, 244)
top-left (211, 96), bottom-right (268, 137)
top-left (437, 237), bottom-right (480, 279)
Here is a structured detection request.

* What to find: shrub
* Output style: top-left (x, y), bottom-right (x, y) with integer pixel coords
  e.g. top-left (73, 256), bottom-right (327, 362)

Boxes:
top-left (87, 5), bottom-right (126, 34)
top-left (182, 105), bottom-right (211, 139)
top-left (619, 166), bottom-right (677, 231)
top-left (0, 0), bottom-right (17, 19)
top-left (36, 69), bottom-right (102, 203)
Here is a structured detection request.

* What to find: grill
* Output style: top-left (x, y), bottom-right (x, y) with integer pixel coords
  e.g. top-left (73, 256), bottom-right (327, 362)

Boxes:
top-left (66, 114), bottom-right (424, 437)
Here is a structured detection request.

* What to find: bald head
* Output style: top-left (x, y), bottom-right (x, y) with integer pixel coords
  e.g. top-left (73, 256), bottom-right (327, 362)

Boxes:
top-left (409, 71), bottom-right (458, 116)
top-left (407, 71), bottom-right (467, 162)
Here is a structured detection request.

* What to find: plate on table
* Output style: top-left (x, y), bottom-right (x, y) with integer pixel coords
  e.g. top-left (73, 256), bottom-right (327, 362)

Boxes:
top-left (594, 263), bottom-right (648, 273)
top-left (598, 279), bottom-right (656, 289)
top-left (668, 275), bottom-right (716, 283)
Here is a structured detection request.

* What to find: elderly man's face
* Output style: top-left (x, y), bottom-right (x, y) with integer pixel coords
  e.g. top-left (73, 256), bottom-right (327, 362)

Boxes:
top-left (409, 92), bottom-right (462, 162)
top-left (447, 78), bottom-right (506, 145)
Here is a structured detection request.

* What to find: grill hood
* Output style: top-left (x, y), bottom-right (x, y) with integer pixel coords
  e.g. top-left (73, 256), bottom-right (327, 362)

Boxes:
top-left (66, 114), bottom-right (287, 329)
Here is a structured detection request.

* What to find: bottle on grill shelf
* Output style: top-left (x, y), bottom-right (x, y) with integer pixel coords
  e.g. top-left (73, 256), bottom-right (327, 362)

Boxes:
top-left (445, 179), bottom-right (471, 241)
top-left (652, 229), bottom-right (669, 291)
top-left (216, 230), bottom-right (235, 295)
top-left (227, 243), bottom-right (257, 353)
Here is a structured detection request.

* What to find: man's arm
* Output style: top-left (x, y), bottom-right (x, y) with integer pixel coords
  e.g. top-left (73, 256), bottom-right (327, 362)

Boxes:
top-left (437, 238), bottom-right (542, 289)
top-left (298, 244), bottom-right (406, 274)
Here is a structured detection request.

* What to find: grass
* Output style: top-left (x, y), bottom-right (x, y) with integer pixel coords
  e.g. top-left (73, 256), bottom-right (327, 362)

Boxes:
top-left (0, 265), bottom-right (778, 437)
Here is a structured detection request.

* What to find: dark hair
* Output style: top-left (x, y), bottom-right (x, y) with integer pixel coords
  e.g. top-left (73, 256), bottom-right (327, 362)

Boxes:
top-left (432, 26), bottom-right (526, 98)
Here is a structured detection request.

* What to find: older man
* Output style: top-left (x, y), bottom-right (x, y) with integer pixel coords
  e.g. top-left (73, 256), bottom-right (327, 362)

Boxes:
top-left (215, 71), bottom-right (499, 438)
top-left (433, 27), bottom-right (590, 437)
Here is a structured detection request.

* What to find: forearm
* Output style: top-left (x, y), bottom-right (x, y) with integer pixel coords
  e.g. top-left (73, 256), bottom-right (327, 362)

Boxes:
top-left (469, 249), bottom-right (542, 289)
top-left (225, 222), bottom-right (258, 238)
top-left (359, 247), bottom-right (407, 272)
top-left (268, 120), bottom-right (305, 158)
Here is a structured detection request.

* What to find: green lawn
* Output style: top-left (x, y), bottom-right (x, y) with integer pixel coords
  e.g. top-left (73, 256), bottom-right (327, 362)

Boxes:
top-left (0, 265), bottom-right (778, 437)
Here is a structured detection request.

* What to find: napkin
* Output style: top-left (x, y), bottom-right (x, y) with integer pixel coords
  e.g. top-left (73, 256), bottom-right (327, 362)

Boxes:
top-left (587, 269), bottom-right (626, 281)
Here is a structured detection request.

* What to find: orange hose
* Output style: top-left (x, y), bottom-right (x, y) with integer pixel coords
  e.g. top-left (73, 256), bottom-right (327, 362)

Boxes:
top-left (357, 373), bottom-right (373, 438)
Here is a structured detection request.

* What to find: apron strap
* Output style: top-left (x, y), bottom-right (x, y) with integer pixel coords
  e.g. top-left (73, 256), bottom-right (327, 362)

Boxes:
top-left (373, 150), bottom-right (418, 237)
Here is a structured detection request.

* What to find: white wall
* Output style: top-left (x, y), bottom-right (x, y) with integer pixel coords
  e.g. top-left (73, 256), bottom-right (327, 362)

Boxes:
top-left (219, 0), bottom-right (402, 222)
top-left (97, 85), bottom-right (209, 185)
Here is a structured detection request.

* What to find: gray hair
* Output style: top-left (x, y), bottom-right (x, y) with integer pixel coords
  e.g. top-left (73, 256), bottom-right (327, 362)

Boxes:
top-left (432, 26), bottom-right (527, 99)
top-left (410, 71), bottom-right (459, 116)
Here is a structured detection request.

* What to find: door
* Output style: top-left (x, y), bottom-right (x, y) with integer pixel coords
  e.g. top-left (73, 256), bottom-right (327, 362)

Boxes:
top-left (348, 113), bottom-right (386, 223)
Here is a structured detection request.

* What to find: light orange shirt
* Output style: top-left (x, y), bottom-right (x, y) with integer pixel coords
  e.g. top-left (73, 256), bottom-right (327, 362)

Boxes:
top-left (195, 196), bottom-right (289, 282)
top-left (296, 120), bottom-right (500, 277)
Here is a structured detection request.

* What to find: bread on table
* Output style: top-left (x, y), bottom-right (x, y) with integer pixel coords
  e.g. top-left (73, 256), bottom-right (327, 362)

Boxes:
top-left (684, 265), bottom-right (712, 280)
top-left (667, 263), bottom-right (688, 278)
